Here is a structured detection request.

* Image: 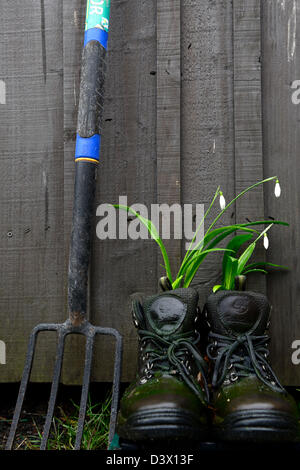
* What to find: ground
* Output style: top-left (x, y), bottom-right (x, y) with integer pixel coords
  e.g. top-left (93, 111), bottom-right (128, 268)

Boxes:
top-left (0, 383), bottom-right (116, 450)
top-left (0, 384), bottom-right (299, 450)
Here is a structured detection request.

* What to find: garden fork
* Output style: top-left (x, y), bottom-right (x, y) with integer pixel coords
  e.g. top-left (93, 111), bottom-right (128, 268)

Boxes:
top-left (6, 0), bottom-right (122, 450)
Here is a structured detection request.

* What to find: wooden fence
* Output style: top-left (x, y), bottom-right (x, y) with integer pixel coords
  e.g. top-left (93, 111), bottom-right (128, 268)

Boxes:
top-left (0, 0), bottom-right (299, 385)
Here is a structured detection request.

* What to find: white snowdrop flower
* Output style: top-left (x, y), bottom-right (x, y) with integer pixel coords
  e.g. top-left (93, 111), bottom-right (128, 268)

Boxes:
top-left (263, 233), bottom-right (269, 250)
top-left (274, 179), bottom-right (281, 198)
top-left (219, 191), bottom-right (226, 210)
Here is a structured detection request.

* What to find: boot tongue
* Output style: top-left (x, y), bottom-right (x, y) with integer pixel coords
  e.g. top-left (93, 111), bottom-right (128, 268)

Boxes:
top-left (205, 290), bottom-right (270, 336)
top-left (142, 288), bottom-right (199, 337)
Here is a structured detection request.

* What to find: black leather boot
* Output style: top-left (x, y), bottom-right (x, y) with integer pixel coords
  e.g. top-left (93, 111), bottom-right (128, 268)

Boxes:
top-left (204, 290), bottom-right (300, 442)
top-left (117, 288), bottom-right (209, 442)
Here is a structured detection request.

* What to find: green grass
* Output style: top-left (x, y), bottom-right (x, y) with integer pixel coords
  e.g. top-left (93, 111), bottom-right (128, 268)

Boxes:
top-left (24, 393), bottom-right (111, 450)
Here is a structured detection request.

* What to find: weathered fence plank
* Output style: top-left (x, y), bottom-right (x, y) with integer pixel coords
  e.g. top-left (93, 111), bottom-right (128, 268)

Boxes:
top-left (233, 0), bottom-right (266, 293)
top-left (181, 0), bottom-right (236, 301)
top-left (0, 0), bottom-right (64, 382)
top-left (262, 0), bottom-right (300, 385)
top-left (156, 0), bottom-right (181, 280)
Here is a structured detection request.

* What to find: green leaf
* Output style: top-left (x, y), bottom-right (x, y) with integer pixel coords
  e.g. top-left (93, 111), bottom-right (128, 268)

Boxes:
top-left (244, 262), bottom-right (289, 271)
top-left (222, 233), bottom-right (254, 277)
top-left (178, 177), bottom-right (286, 279)
top-left (184, 186), bottom-right (220, 254)
top-left (172, 275), bottom-right (184, 290)
top-left (183, 249), bottom-right (234, 288)
top-left (237, 242), bottom-right (256, 274)
top-left (213, 285), bottom-right (222, 293)
top-left (203, 220), bottom-right (287, 252)
top-left (177, 225), bottom-right (257, 279)
top-left (204, 177), bottom-right (280, 238)
top-left (178, 219), bottom-right (287, 279)
top-left (224, 257), bottom-right (239, 290)
top-left (113, 204), bottom-right (173, 282)
top-left (184, 248), bottom-right (234, 272)
top-left (242, 268), bottom-right (268, 275)
top-left (235, 224), bottom-right (273, 276)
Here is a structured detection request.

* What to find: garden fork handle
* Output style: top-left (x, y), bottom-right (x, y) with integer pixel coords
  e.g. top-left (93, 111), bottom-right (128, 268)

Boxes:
top-left (68, 1), bottom-right (111, 326)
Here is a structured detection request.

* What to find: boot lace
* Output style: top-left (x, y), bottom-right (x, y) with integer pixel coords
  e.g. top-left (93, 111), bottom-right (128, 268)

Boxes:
top-left (207, 332), bottom-right (285, 393)
top-left (138, 329), bottom-right (210, 403)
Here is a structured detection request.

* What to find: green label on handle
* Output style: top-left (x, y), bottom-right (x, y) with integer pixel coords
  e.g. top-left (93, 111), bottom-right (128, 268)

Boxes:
top-left (86, 0), bottom-right (111, 32)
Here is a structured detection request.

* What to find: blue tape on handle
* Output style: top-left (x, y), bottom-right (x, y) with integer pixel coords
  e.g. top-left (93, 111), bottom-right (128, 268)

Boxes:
top-left (75, 134), bottom-right (101, 162)
top-left (84, 28), bottom-right (108, 49)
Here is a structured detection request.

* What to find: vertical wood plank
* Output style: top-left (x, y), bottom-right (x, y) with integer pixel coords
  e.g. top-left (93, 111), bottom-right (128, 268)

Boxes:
top-left (181, 0), bottom-right (236, 300)
top-left (0, 0), bottom-right (64, 382)
top-left (157, 0), bottom-right (181, 280)
top-left (233, 0), bottom-right (266, 293)
top-left (262, 0), bottom-right (300, 385)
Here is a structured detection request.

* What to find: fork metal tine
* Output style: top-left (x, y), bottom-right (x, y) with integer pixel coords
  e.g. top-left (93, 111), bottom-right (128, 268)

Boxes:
top-left (5, 324), bottom-right (59, 450)
top-left (40, 328), bottom-right (67, 450)
top-left (6, 323), bottom-right (122, 451)
top-left (74, 330), bottom-right (95, 450)
top-left (94, 327), bottom-right (123, 447)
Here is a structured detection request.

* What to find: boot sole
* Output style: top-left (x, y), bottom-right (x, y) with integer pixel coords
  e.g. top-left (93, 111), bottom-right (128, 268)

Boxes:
top-left (215, 410), bottom-right (300, 443)
top-left (118, 408), bottom-right (208, 442)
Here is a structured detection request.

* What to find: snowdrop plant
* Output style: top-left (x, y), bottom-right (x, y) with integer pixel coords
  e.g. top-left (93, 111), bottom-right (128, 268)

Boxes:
top-left (212, 224), bottom-right (288, 293)
top-left (114, 176), bottom-right (287, 290)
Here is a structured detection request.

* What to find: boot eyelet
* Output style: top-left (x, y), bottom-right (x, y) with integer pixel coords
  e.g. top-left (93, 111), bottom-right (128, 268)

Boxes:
top-left (228, 363), bottom-right (233, 370)
top-left (230, 372), bottom-right (238, 382)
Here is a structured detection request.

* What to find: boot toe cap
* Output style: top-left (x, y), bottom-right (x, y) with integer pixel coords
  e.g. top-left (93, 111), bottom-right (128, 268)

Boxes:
top-left (226, 392), bottom-right (297, 415)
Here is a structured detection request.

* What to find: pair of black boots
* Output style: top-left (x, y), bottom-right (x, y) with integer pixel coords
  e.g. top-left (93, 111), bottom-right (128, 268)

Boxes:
top-left (117, 288), bottom-right (299, 443)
